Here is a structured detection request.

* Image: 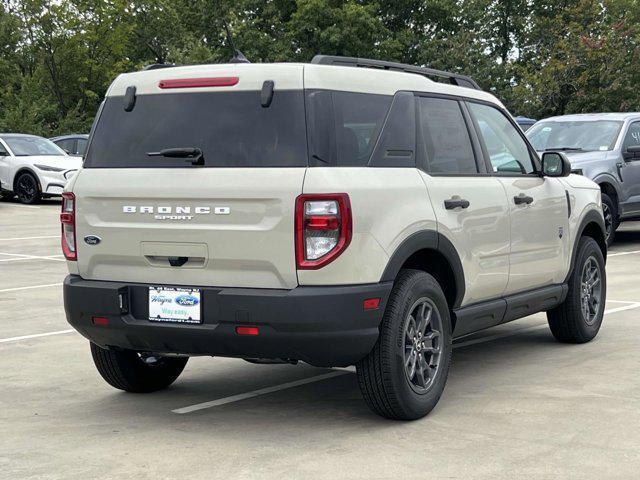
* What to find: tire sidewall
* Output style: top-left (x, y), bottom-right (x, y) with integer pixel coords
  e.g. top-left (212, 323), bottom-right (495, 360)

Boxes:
top-left (387, 272), bottom-right (452, 418)
top-left (570, 238), bottom-right (607, 339)
top-left (15, 172), bottom-right (41, 205)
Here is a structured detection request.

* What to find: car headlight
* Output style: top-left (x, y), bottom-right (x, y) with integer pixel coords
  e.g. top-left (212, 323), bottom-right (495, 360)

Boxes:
top-left (34, 164), bottom-right (65, 172)
top-left (64, 170), bottom-right (77, 180)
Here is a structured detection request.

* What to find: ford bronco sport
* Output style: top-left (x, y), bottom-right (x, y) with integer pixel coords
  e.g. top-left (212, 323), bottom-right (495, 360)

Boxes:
top-left (63, 56), bottom-right (607, 420)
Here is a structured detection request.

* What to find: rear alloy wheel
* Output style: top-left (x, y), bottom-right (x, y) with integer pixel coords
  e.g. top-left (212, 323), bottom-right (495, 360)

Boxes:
top-left (356, 269), bottom-right (452, 420)
top-left (15, 172), bottom-right (41, 205)
top-left (90, 342), bottom-right (188, 393)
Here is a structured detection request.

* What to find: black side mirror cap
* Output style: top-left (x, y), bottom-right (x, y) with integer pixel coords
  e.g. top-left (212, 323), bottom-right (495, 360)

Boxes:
top-left (623, 145), bottom-right (640, 160)
top-left (541, 151), bottom-right (572, 177)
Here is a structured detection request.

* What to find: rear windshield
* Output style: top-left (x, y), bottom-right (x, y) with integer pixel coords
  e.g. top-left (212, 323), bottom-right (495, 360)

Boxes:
top-left (85, 90), bottom-right (308, 168)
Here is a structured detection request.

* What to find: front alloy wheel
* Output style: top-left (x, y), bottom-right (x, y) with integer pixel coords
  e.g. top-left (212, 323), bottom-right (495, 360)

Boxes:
top-left (15, 172), bottom-right (40, 204)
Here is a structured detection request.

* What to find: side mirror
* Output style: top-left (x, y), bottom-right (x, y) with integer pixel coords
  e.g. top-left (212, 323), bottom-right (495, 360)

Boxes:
top-left (541, 151), bottom-right (571, 177)
top-left (623, 145), bottom-right (640, 161)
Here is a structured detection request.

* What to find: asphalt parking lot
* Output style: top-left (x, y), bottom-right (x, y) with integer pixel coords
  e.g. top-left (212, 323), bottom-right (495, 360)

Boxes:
top-left (1, 199), bottom-right (640, 479)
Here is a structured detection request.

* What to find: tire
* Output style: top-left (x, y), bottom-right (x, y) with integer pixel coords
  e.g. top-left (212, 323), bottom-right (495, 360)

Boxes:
top-left (547, 236), bottom-right (606, 343)
top-left (356, 269), bottom-right (452, 420)
top-left (90, 342), bottom-right (188, 393)
top-left (601, 193), bottom-right (617, 247)
top-left (15, 172), bottom-right (41, 204)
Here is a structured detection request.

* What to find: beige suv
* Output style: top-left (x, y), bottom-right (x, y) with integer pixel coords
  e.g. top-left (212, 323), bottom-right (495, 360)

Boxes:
top-left (62, 56), bottom-right (607, 420)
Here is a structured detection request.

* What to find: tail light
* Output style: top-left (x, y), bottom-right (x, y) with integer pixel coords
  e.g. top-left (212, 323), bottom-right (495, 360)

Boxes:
top-left (60, 192), bottom-right (76, 261)
top-left (295, 193), bottom-right (352, 269)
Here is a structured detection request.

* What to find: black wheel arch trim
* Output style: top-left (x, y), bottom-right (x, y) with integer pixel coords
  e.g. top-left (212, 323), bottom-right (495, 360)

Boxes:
top-left (594, 174), bottom-right (622, 201)
top-left (380, 230), bottom-right (466, 309)
top-left (566, 209), bottom-right (607, 283)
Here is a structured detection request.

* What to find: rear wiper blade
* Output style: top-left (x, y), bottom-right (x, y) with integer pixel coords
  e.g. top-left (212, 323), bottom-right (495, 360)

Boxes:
top-left (147, 147), bottom-right (204, 166)
top-left (545, 147), bottom-right (584, 152)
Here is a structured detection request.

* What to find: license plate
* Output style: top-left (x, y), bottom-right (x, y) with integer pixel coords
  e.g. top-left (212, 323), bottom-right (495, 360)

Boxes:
top-left (148, 286), bottom-right (201, 324)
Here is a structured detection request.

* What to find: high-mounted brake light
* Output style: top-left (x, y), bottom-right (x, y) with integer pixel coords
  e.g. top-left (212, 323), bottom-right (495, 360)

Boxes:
top-left (295, 194), bottom-right (352, 269)
top-left (158, 77), bottom-right (239, 89)
top-left (60, 192), bottom-right (76, 261)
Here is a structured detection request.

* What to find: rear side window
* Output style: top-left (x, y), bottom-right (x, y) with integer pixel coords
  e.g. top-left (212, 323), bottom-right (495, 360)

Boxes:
top-left (85, 90), bottom-right (307, 168)
top-left (76, 138), bottom-right (88, 156)
top-left (418, 97), bottom-right (477, 174)
top-left (468, 102), bottom-right (535, 174)
top-left (306, 90), bottom-right (392, 166)
top-left (55, 139), bottom-right (75, 154)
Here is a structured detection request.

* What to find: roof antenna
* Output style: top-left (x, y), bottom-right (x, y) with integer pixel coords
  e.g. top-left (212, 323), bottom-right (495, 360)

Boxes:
top-left (224, 21), bottom-right (250, 64)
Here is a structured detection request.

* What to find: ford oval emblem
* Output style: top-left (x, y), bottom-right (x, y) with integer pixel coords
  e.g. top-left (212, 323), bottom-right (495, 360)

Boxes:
top-left (84, 235), bottom-right (101, 246)
top-left (175, 295), bottom-right (199, 307)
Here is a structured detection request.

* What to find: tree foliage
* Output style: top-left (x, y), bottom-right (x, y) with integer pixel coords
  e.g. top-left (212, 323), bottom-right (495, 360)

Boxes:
top-left (1, 0), bottom-right (639, 136)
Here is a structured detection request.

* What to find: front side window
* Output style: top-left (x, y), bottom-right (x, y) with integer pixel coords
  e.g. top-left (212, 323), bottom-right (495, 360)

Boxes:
top-left (469, 102), bottom-right (535, 174)
top-left (418, 97), bottom-right (477, 174)
top-left (623, 122), bottom-right (640, 151)
top-left (306, 90), bottom-right (392, 166)
top-left (56, 139), bottom-right (75, 154)
top-left (3, 136), bottom-right (65, 157)
top-left (527, 120), bottom-right (623, 153)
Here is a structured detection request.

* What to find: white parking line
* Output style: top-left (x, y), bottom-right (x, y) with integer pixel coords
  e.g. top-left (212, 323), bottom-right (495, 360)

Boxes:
top-left (608, 249), bottom-right (640, 257)
top-left (0, 235), bottom-right (58, 242)
top-left (0, 283), bottom-right (62, 293)
top-left (0, 254), bottom-right (65, 263)
top-left (0, 203), bottom-right (40, 209)
top-left (172, 300), bottom-right (640, 414)
top-left (0, 329), bottom-right (75, 344)
top-left (172, 371), bottom-right (350, 414)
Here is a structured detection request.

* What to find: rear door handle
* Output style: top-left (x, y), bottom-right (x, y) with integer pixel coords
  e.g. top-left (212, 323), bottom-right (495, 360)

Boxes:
top-left (444, 198), bottom-right (470, 210)
top-left (514, 194), bottom-right (534, 205)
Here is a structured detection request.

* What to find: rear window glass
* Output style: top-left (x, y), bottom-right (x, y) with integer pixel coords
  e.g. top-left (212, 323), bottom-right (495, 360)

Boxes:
top-left (306, 90), bottom-right (392, 166)
top-left (85, 90), bottom-right (308, 168)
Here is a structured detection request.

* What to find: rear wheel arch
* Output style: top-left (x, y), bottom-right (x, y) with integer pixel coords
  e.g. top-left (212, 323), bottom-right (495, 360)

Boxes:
top-left (381, 231), bottom-right (465, 326)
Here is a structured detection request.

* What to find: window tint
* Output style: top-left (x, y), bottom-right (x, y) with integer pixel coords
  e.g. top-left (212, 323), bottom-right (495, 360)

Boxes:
top-left (56, 139), bottom-right (75, 154)
top-left (418, 97), bottom-right (477, 174)
top-left (76, 138), bottom-right (88, 155)
top-left (306, 90), bottom-right (392, 166)
top-left (623, 122), bottom-right (640, 150)
top-left (469, 102), bottom-right (535, 174)
top-left (85, 90), bottom-right (307, 168)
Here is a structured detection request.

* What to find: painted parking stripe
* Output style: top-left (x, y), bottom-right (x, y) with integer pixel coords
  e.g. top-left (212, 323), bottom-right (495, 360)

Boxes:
top-left (0, 203), bottom-right (40, 209)
top-left (172, 371), bottom-right (350, 414)
top-left (608, 249), bottom-right (640, 257)
top-left (0, 283), bottom-right (62, 293)
top-left (0, 329), bottom-right (75, 344)
top-left (0, 235), bottom-right (58, 241)
top-left (172, 301), bottom-right (640, 414)
top-left (0, 254), bottom-right (65, 263)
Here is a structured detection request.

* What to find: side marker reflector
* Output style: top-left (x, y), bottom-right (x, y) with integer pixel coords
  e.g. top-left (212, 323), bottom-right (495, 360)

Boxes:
top-left (92, 316), bottom-right (109, 326)
top-left (363, 298), bottom-right (381, 310)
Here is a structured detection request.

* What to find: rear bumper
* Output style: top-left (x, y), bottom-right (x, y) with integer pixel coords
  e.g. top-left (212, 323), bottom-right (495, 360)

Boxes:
top-left (63, 275), bottom-right (392, 367)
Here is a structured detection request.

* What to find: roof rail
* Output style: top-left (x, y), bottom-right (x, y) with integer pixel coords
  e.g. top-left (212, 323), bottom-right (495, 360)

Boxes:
top-left (143, 63), bottom-right (179, 71)
top-left (310, 55), bottom-right (481, 90)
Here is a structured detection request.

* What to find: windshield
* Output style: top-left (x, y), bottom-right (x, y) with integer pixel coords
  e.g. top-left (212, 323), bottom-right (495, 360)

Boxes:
top-left (85, 90), bottom-right (307, 168)
top-left (4, 136), bottom-right (66, 156)
top-left (526, 120), bottom-right (623, 152)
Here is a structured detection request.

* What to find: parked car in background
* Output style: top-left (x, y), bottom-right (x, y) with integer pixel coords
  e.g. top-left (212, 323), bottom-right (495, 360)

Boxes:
top-left (515, 116), bottom-right (537, 131)
top-left (527, 112), bottom-right (640, 245)
top-left (0, 133), bottom-right (82, 204)
top-left (50, 134), bottom-right (89, 157)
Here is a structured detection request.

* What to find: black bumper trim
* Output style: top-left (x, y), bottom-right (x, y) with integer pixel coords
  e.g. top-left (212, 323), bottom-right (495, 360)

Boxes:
top-left (63, 275), bottom-right (392, 367)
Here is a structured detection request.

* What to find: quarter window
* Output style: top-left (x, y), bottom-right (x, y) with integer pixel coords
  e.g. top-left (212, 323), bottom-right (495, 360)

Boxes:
top-left (76, 138), bottom-right (88, 155)
top-left (468, 102), bottom-right (535, 174)
top-left (418, 97), bottom-right (477, 174)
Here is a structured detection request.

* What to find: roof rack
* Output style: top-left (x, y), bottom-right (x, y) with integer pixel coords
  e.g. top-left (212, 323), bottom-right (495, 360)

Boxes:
top-left (143, 63), bottom-right (179, 71)
top-left (310, 55), bottom-right (481, 90)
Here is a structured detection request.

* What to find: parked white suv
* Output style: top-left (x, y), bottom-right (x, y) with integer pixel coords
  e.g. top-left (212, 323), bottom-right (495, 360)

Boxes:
top-left (62, 57), bottom-right (607, 420)
top-left (0, 134), bottom-right (82, 204)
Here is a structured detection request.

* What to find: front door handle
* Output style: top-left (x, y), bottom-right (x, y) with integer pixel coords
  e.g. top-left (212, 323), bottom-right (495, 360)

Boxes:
top-left (444, 198), bottom-right (470, 210)
top-left (514, 194), bottom-right (534, 205)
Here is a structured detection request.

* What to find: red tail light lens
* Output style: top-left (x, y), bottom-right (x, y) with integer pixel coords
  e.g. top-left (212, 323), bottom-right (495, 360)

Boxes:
top-left (295, 193), bottom-right (352, 269)
top-left (60, 192), bottom-right (76, 261)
